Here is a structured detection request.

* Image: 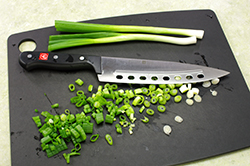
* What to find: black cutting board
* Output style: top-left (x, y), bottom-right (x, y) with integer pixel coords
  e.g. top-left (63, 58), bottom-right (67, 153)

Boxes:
top-left (8, 10), bottom-right (250, 166)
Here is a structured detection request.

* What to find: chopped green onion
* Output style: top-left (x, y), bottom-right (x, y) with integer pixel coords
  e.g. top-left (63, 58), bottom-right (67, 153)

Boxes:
top-left (143, 100), bottom-right (151, 108)
top-left (170, 89), bottom-right (178, 96)
top-left (111, 84), bottom-right (118, 90)
top-left (68, 84), bottom-right (75, 92)
top-left (90, 134), bottom-right (99, 142)
top-left (179, 84), bottom-right (189, 93)
top-left (149, 84), bottom-right (156, 91)
top-left (141, 116), bottom-right (149, 123)
top-left (158, 96), bottom-right (167, 105)
top-left (164, 94), bottom-right (171, 101)
top-left (174, 95), bottom-right (182, 103)
top-left (82, 123), bottom-right (93, 134)
top-left (134, 88), bottom-right (143, 95)
top-left (105, 134), bottom-right (113, 145)
top-left (75, 78), bottom-right (84, 86)
top-left (115, 124), bottom-right (122, 134)
top-left (132, 95), bottom-right (144, 106)
top-left (51, 103), bottom-right (59, 109)
top-left (139, 105), bottom-right (145, 113)
top-left (123, 98), bottom-right (130, 105)
top-left (63, 152), bottom-right (81, 164)
top-left (32, 116), bottom-right (42, 127)
top-left (105, 114), bottom-right (114, 124)
top-left (88, 84), bottom-right (93, 92)
top-left (167, 84), bottom-right (175, 89)
top-left (174, 115), bottom-right (184, 123)
top-left (115, 97), bottom-right (123, 105)
top-left (34, 109), bottom-right (39, 113)
top-left (141, 87), bottom-right (149, 95)
top-left (163, 88), bottom-right (170, 94)
top-left (93, 101), bottom-right (101, 108)
top-left (60, 113), bottom-right (67, 121)
top-left (146, 109), bottom-right (154, 116)
top-left (159, 84), bottom-right (167, 89)
top-left (157, 105), bottom-right (166, 113)
top-left (119, 114), bottom-right (126, 122)
top-left (150, 97), bottom-right (158, 104)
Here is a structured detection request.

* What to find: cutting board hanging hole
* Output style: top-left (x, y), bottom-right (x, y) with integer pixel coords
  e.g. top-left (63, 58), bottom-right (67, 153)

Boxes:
top-left (19, 40), bottom-right (36, 52)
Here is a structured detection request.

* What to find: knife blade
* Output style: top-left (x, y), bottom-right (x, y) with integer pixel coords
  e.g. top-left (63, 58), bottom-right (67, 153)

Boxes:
top-left (19, 51), bottom-right (230, 84)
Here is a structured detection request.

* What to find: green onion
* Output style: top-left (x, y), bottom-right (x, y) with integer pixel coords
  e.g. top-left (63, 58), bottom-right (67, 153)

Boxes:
top-left (150, 97), bottom-right (158, 104)
top-left (75, 78), bottom-right (84, 86)
top-left (105, 114), bottom-right (114, 124)
top-left (146, 109), bottom-right (155, 116)
top-left (174, 95), bottom-right (182, 103)
top-left (63, 152), bottom-right (81, 164)
top-left (149, 84), bottom-right (156, 91)
top-left (105, 134), bottom-right (113, 145)
top-left (88, 84), bottom-right (93, 92)
top-left (157, 105), bottom-right (166, 113)
top-left (141, 116), bottom-right (149, 123)
top-left (158, 96), bottom-right (167, 105)
top-left (54, 20), bottom-right (204, 39)
top-left (115, 124), bottom-right (122, 134)
top-left (68, 84), bottom-right (75, 92)
top-left (48, 33), bottom-right (198, 51)
top-left (139, 105), bottom-right (145, 113)
top-left (119, 114), bottom-right (126, 122)
top-left (90, 134), bottom-right (99, 142)
top-left (51, 103), bottom-right (59, 109)
top-left (164, 94), bottom-right (171, 101)
top-left (32, 116), bottom-right (42, 127)
top-left (170, 89), bottom-right (178, 96)
top-left (82, 123), bottom-right (93, 134)
top-left (143, 100), bottom-right (151, 108)
top-left (132, 95), bottom-right (144, 106)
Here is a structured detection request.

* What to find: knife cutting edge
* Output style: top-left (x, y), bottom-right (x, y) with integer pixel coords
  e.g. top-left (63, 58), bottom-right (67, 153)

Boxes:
top-left (19, 51), bottom-right (230, 84)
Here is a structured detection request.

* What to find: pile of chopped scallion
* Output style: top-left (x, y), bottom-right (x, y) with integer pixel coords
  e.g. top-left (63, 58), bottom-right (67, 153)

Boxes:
top-left (32, 78), bottom-right (218, 163)
top-left (47, 20), bottom-right (205, 51)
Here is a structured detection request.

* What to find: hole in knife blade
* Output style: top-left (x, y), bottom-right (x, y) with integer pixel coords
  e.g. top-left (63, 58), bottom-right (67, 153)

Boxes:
top-left (151, 76), bottom-right (158, 81)
top-left (186, 75), bottom-right (193, 80)
top-left (128, 75), bottom-right (135, 80)
top-left (140, 76), bottom-right (146, 80)
top-left (197, 74), bottom-right (205, 79)
top-left (174, 76), bottom-right (182, 81)
top-left (116, 75), bottom-right (123, 79)
top-left (163, 76), bottom-right (170, 81)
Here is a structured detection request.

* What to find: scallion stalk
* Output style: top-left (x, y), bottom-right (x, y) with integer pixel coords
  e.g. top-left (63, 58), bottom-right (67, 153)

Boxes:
top-left (55, 20), bottom-right (204, 39)
top-left (48, 33), bottom-right (197, 51)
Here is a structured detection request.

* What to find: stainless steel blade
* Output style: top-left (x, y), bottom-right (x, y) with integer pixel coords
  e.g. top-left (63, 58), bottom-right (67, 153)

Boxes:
top-left (97, 56), bottom-right (229, 84)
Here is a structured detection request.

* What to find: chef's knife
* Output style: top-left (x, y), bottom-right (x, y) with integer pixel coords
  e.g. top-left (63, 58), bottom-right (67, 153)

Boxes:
top-left (19, 51), bottom-right (229, 84)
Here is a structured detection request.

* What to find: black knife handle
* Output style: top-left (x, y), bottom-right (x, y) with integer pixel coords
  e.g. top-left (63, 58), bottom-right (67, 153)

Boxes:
top-left (19, 51), bottom-right (102, 74)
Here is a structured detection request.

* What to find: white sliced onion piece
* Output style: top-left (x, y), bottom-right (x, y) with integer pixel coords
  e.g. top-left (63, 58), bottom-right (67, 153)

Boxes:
top-left (179, 84), bottom-right (189, 93)
top-left (174, 116), bottom-right (183, 123)
top-left (191, 87), bottom-right (199, 95)
top-left (211, 78), bottom-right (220, 85)
top-left (210, 90), bottom-right (218, 96)
top-left (194, 94), bottom-right (202, 102)
top-left (186, 90), bottom-right (194, 98)
top-left (202, 81), bottom-right (211, 88)
top-left (186, 98), bottom-right (194, 106)
top-left (163, 125), bottom-right (172, 135)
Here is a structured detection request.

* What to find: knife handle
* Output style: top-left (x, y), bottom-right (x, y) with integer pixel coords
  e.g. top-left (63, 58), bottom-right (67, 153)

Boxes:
top-left (19, 51), bottom-right (102, 74)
